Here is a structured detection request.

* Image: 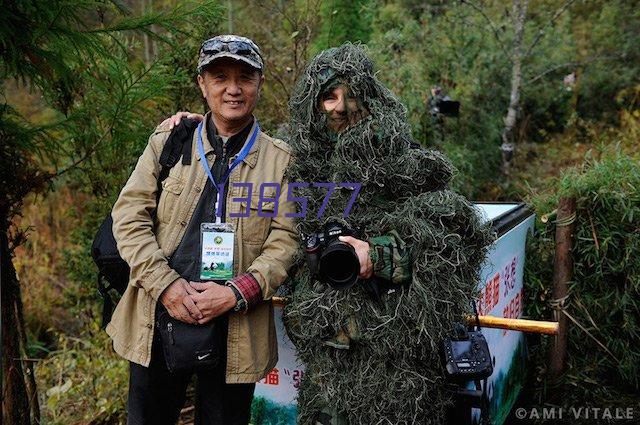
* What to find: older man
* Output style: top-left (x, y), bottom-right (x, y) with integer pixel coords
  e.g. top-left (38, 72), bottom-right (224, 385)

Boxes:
top-left (107, 35), bottom-right (297, 425)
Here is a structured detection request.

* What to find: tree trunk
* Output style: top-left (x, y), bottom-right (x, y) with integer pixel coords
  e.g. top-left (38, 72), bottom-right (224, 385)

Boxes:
top-left (500, 0), bottom-right (529, 176)
top-left (549, 197), bottom-right (576, 378)
top-left (1, 210), bottom-right (32, 425)
top-left (142, 0), bottom-right (156, 64)
top-left (227, 0), bottom-right (234, 33)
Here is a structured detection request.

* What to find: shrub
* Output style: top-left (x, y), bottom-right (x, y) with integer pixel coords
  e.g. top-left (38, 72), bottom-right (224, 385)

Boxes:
top-left (35, 322), bottom-right (128, 424)
top-left (524, 150), bottom-right (640, 411)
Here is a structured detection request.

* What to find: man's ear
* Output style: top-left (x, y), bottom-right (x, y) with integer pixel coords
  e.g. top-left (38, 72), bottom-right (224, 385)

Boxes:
top-left (197, 74), bottom-right (207, 98)
top-left (257, 73), bottom-right (265, 95)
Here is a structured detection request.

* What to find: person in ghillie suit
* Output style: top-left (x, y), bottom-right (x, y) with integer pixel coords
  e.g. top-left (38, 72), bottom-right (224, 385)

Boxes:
top-left (283, 43), bottom-right (493, 424)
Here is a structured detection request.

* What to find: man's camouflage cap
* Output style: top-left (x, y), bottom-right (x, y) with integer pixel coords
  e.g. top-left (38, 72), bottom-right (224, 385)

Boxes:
top-left (198, 35), bottom-right (264, 74)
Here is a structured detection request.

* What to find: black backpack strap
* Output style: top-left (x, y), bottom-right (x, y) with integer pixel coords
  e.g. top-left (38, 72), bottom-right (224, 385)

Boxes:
top-left (98, 273), bottom-right (114, 329)
top-left (159, 118), bottom-right (197, 168)
top-left (155, 118), bottom-right (198, 204)
top-left (98, 119), bottom-right (199, 329)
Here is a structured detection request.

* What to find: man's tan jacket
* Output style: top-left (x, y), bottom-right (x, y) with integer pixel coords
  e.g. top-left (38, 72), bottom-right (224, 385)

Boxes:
top-left (106, 118), bottom-right (298, 383)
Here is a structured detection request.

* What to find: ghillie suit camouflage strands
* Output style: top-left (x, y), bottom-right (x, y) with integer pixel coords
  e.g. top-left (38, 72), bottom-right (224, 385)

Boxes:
top-left (283, 43), bottom-right (493, 424)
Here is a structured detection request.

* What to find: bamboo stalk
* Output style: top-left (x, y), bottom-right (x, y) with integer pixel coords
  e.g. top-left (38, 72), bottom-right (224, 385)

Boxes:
top-left (465, 315), bottom-right (558, 335)
top-left (272, 296), bottom-right (287, 307)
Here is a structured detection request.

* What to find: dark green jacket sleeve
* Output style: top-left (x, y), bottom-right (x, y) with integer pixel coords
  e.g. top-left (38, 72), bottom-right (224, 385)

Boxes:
top-left (368, 230), bottom-right (411, 285)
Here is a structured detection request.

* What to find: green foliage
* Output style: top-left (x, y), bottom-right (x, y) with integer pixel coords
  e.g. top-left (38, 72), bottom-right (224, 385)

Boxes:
top-left (1, 0), bottom-right (222, 247)
top-left (366, 3), bottom-right (510, 197)
top-left (524, 148), bottom-right (640, 411)
top-left (364, 0), bottom-right (639, 198)
top-left (569, 1), bottom-right (640, 121)
top-left (38, 1), bottom-right (221, 313)
top-left (0, 104), bottom-right (49, 221)
top-left (35, 322), bottom-right (128, 424)
top-left (313, 0), bottom-right (373, 52)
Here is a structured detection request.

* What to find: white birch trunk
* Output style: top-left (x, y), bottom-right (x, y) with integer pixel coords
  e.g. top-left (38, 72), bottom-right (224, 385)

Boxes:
top-left (501, 0), bottom-right (529, 175)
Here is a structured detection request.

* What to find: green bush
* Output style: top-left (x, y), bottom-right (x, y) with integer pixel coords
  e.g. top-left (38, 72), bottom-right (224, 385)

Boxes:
top-left (35, 322), bottom-right (128, 424)
top-left (524, 150), bottom-right (640, 411)
top-left (312, 0), bottom-right (373, 52)
top-left (366, 3), bottom-right (508, 197)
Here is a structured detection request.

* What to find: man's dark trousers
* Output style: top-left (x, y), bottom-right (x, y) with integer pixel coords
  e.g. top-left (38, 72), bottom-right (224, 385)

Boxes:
top-left (127, 329), bottom-right (255, 425)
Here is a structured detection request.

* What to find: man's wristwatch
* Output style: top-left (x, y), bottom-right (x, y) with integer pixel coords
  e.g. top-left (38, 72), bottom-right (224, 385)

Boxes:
top-left (228, 284), bottom-right (247, 312)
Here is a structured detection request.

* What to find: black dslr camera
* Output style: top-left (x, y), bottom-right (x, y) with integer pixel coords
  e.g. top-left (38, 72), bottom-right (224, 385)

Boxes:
top-left (441, 316), bottom-right (494, 425)
top-left (305, 222), bottom-right (361, 290)
top-left (441, 323), bottom-right (493, 383)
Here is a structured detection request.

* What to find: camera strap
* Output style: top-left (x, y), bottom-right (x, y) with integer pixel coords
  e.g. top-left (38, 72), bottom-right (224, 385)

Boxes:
top-left (471, 300), bottom-right (491, 425)
top-left (472, 298), bottom-right (481, 329)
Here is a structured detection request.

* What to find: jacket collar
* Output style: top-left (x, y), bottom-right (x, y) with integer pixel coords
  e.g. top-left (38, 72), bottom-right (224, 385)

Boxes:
top-left (197, 113), bottom-right (260, 168)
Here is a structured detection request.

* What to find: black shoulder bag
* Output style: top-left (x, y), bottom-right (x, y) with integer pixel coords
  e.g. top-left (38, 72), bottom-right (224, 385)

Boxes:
top-left (154, 301), bottom-right (223, 373)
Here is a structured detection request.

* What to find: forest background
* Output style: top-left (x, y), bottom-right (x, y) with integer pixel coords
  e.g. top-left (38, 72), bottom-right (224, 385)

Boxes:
top-left (1, 0), bottom-right (638, 424)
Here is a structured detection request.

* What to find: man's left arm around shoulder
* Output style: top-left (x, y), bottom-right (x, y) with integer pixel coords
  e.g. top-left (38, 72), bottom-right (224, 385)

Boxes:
top-left (227, 173), bottom-right (299, 313)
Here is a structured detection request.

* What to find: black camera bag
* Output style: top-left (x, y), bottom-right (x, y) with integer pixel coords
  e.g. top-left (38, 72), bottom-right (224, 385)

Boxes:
top-left (92, 119), bottom-right (198, 328)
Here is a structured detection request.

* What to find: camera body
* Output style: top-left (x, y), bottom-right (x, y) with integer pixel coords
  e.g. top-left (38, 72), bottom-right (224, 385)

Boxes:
top-left (435, 98), bottom-right (460, 117)
top-left (305, 222), bottom-right (361, 290)
top-left (441, 324), bottom-right (493, 383)
top-left (429, 86), bottom-right (460, 118)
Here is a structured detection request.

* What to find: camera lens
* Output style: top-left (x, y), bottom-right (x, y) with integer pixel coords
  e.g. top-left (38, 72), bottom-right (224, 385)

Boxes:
top-left (319, 241), bottom-right (360, 290)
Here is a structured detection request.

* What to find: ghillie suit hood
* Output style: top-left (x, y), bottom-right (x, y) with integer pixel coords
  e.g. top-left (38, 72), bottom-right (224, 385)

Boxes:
top-left (283, 43), bottom-right (492, 424)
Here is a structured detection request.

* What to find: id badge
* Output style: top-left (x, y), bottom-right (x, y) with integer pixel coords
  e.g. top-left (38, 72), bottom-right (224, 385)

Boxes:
top-left (200, 223), bottom-right (235, 281)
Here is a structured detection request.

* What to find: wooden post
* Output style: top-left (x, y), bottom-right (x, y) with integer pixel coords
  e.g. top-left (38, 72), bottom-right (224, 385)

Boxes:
top-left (549, 196), bottom-right (576, 378)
